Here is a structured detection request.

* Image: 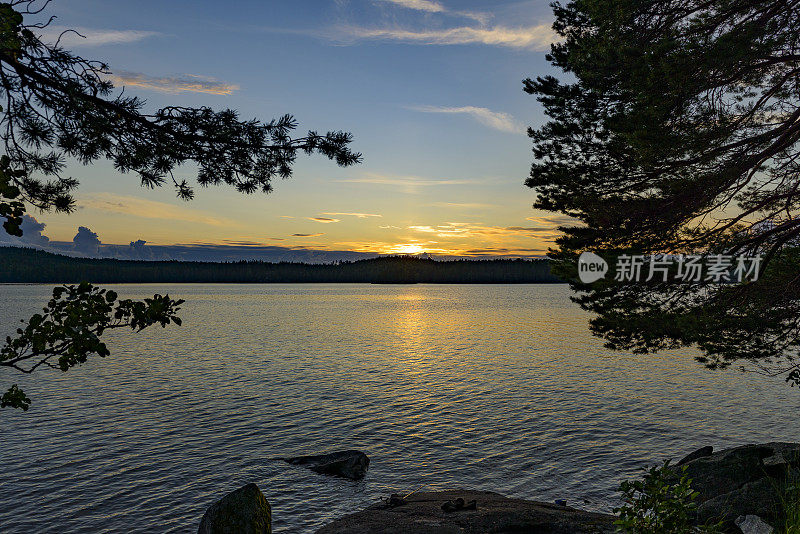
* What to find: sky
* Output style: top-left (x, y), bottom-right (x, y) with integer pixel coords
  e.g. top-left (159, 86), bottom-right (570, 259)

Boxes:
top-left (8, 0), bottom-right (572, 261)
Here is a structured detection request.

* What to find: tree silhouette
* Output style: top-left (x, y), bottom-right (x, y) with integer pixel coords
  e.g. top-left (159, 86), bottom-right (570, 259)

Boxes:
top-left (0, 1), bottom-right (361, 408)
top-left (1, 283), bottom-right (183, 411)
top-left (526, 0), bottom-right (800, 384)
top-left (0, 247), bottom-right (560, 284)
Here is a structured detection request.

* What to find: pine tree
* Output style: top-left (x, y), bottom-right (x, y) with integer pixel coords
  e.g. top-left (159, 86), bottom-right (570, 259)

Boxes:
top-left (526, 0), bottom-right (800, 384)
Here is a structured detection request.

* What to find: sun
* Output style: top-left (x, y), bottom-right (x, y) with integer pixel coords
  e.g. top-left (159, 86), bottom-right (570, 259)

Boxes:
top-left (393, 244), bottom-right (425, 255)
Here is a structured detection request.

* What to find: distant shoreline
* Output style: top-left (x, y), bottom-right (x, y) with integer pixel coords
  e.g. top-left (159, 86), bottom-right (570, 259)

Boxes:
top-left (0, 246), bottom-right (562, 284)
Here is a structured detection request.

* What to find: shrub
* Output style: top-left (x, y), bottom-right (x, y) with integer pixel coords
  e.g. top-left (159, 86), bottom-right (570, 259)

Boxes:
top-left (614, 461), bottom-right (722, 534)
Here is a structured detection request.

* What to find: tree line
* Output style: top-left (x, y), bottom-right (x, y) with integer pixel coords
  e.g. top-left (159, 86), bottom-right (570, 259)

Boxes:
top-left (0, 246), bottom-right (560, 284)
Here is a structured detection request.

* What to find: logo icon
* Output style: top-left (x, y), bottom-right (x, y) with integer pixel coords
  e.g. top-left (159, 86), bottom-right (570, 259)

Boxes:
top-left (578, 251), bottom-right (608, 283)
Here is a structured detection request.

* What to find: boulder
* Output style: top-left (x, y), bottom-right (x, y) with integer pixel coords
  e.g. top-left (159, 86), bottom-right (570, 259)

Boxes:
top-left (315, 489), bottom-right (616, 534)
top-left (735, 515), bottom-right (775, 534)
top-left (697, 477), bottom-right (781, 524)
top-left (675, 442), bottom-right (800, 525)
top-left (285, 450), bottom-right (370, 480)
top-left (680, 444), bottom-right (774, 503)
top-left (198, 483), bottom-right (271, 534)
top-left (677, 446), bottom-right (714, 466)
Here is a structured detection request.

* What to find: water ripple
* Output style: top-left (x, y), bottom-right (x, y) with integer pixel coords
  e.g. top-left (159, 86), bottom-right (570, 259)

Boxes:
top-left (0, 284), bottom-right (797, 533)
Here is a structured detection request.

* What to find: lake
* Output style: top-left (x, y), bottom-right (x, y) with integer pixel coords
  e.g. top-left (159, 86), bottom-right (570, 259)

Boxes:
top-left (0, 284), bottom-right (796, 533)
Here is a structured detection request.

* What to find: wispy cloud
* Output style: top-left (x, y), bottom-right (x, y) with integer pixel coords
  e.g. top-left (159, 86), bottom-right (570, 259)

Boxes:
top-left (525, 214), bottom-right (582, 227)
top-left (380, 0), bottom-right (445, 13)
top-left (37, 26), bottom-right (160, 47)
top-left (331, 23), bottom-right (554, 50)
top-left (461, 247), bottom-right (546, 256)
top-left (338, 172), bottom-right (476, 193)
top-left (408, 222), bottom-right (561, 239)
top-left (220, 239), bottom-right (289, 246)
top-left (429, 202), bottom-right (496, 209)
top-left (334, 239), bottom-right (546, 257)
top-left (397, 219), bottom-right (561, 253)
top-left (376, 0), bottom-right (488, 24)
top-left (323, 212), bottom-right (383, 219)
top-left (292, 233), bottom-right (325, 237)
top-left (308, 217), bottom-right (340, 223)
top-left (109, 71), bottom-right (240, 95)
top-left (81, 193), bottom-right (235, 227)
top-left (410, 105), bottom-right (523, 133)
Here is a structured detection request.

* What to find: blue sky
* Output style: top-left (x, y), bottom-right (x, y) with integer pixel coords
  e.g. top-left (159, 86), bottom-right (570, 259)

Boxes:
top-left (15, 0), bottom-right (571, 259)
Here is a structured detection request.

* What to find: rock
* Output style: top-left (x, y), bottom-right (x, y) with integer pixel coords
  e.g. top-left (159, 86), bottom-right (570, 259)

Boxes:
top-left (680, 444), bottom-right (773, 503)
top-left (735, 515), bottom-right (774, 534)
top-left (198, 483), bottom-right (271, 534)
top-left (315, 489), bottom-right (616, 534)
top-left (285, 450), bottom-right (370, 480)
top-left (677, 445), bottom-right (713, 466)
top-left (697, 477), bottom-right (781, 525)
top-left (762, 452), bottom-right (786, 469)
top-left (677, 442), bottom-right (800, 525)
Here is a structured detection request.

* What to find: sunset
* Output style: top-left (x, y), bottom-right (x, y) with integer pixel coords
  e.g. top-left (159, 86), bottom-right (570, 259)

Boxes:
top-left (1, 0), bottom-right (562, 260)
top-left (1, 1), bottom-right (799, 533)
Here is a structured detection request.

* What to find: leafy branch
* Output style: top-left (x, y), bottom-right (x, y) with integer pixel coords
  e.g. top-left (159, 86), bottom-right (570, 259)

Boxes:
top-left (615, 461), bottom-right (723, 534)
top-left (1, 282), bottom-right (183, 410)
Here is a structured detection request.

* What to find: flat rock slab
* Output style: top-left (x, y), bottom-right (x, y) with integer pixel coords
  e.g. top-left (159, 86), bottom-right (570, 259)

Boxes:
top-left (285, 450), bottom-right (370, 480)
top-left (316, 490), bottom-right (615, 534)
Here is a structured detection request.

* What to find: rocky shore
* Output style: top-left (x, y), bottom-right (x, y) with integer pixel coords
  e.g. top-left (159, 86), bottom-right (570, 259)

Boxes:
top-left (198, 442), bottom-right (800, 533)
top-left (315, 489), bottom-right (615, 534)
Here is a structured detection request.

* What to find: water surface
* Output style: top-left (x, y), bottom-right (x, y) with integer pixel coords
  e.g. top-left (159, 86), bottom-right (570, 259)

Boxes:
top-left (0, 284), bottom-right (796, 532)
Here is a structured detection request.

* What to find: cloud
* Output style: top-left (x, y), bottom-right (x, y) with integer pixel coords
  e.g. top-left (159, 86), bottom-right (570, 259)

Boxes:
top-left (525, 214), bottom-right (582, 227)
top-left (221, 240), bottom-right (264, 246)
top-left (37, 26), bottom-right (160, 47)
top-left (0, 218), bottom-right (547, 260)
top-left (380, 0), bottom-right (445, 13)
top-left (391, 220), bottom-right (557, 256)
top-left (376, 0), bottom-right (488, 24)
top-left (407, 222), bottom-right (562, 239)
top-left (20, 215), bottom-right (50, 245)
top-left (73, 226), bottom-right (101, 255)
top-left (108, 71), bottom-right (240, 95)
top-left (335, 239), bottom-right (449, 255)
top-left (410, 105), bottom-right (523, 133)
top-left (82, 193), bottom-right (235, 227)
top-left (112, 239), bottom-right (165, 260)
top-left (429, 202), bottom-right (496, 209)
top-left (323, 212), bottom-right (382, 219)
top-left (0, 217), bottom-right (159, 260)
top-left (0, 215), bottom-right (50, 246)
top-left (462, 247), bottom-right (545, 256)
top-left (334, 239), bottom-right (546, 257)
top-left (308, 217), bottom-right (340, 223)
top-left (506, 226), bottom-right (544, 232)
top-left (338, 172), bottom-right (476, 193)
top-left (146, 244), bottom-right (374, 262)
top-left (332, 23), bottom-right (555, 50)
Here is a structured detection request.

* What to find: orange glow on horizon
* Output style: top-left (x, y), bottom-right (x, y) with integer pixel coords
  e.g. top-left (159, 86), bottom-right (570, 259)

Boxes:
top-left (392, 244), bottom-right (426, 255)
